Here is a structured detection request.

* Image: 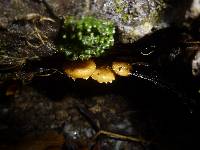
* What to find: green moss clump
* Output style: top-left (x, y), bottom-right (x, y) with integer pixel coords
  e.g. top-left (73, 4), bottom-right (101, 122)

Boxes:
top-left (59, 16), bottom-right (115, 60)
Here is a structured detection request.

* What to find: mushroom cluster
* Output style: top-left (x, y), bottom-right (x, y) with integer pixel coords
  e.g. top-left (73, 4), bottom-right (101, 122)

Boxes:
top-left (64, 60), bottom-right (132, 83)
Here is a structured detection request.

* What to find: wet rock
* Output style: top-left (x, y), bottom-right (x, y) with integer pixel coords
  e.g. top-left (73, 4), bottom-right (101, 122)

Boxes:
top-left (0, 84), bottom-right (148, 149)
top-left (0, 0), bottom-right (60, 69)
top-left (0, 0), bottom-right (48, 28)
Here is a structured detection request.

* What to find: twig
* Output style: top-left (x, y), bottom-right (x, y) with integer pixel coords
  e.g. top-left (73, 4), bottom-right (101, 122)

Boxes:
top-left (93, 130), bottom-right (146, 143)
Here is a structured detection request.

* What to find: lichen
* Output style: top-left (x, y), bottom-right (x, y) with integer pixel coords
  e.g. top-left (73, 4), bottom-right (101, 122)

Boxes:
top-left (59, 16), bottom-right (115, 60)
top-left (113, 0), bottom-right (132, 24)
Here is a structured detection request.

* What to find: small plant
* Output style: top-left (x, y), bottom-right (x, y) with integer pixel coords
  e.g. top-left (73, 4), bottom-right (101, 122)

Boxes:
top-left (59, 16), bottom-right (115, 60)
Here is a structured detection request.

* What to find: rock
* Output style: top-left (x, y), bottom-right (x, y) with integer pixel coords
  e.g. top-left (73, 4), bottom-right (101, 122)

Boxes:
top-left (45, 0), bottom-right (192, 43)
top-left (192, 50), bottom-right (200, 76)
top-left (0, 0), bottom-right (194, 63)
top-left (0, 0), bottom-right (60, 68)
top-left (0, 131), bottom-right (65, 150)
top-left (44, 0), bottom-right (90, 18)
top-left (0, 84), bottom-right (146, 149)
top-left (185, 0), bottom-right (200, 19)
top-left (0, 0), bottom-right (48, 28)
top-left (91, 0), bottom-right (166, 43)
top-left (45, 0), bottom-right (165, 43)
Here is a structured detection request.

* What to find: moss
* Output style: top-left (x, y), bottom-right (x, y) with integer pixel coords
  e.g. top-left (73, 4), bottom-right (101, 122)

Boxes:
top-left (59, 16), bottom-right (115, 60)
